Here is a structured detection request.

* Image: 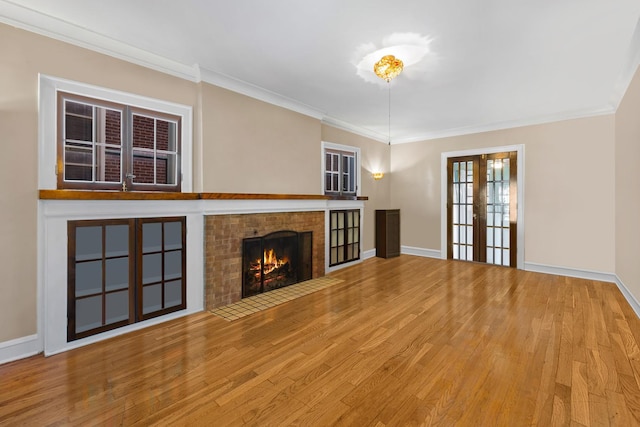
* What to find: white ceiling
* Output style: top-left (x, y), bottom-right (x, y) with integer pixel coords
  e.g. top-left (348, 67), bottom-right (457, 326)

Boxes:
top-left (2, 0), bottom-right (640, 143)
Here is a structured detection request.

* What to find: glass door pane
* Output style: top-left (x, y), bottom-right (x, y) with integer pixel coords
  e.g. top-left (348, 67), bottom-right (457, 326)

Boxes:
top-left (486, 158), bottom-right (511, 266)
top-left (450, 159), bottom-right (474, 261)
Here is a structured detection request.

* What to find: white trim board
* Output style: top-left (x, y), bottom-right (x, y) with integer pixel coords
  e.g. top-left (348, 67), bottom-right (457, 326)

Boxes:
top-left (402, 246), bottom-right (442, 259)
top-left (615, 276), bottom-right (640, 320)
top-left (524, 262), bottom-right (616, 283)
top-left (0, 334), bottom-right (41, 366)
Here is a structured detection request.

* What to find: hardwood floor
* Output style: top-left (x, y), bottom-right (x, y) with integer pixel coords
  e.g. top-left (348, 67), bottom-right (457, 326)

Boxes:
top-left (2, 256), bottom-right (640, 426)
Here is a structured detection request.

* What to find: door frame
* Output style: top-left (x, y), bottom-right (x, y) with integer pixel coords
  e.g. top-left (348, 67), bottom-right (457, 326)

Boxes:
top-left (440, 144), bottom-right (525, 269)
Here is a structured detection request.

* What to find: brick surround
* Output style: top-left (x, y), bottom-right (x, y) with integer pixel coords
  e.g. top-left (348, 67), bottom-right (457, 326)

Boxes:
top-left (205, 211), bottom-right (325, 309)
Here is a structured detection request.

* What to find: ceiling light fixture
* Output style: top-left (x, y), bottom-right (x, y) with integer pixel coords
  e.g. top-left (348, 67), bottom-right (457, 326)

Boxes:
top-left (374, 55), bottom-right (403, 145)
top-left (373, 55), bottom-right (404, 82)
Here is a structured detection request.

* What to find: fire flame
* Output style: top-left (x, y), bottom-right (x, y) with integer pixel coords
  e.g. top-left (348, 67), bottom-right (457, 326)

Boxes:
top-left (255, 249), bottom-right (289, 275)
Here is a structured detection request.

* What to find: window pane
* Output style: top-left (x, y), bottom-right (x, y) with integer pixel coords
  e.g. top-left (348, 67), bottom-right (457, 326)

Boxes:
top-left (105, 290), bottom-right (129, 324)
top-left (164, 250), bottom-right (182, 281)
top-left (76, 226), bottom-right (102, 261)
top-left (76, 260), bottom-right (102, 297)
top-left (143, 284), bottom-right (162, 314)
top-left (99, 149), bottom-right (121, 183)
top-left (105, 225), bottom-right (128, 257)
top-left (156, 120), bottom-right (171, 151)
top-left (76, 296), bottom-right (102, 333)
top-left (143, 254), bottom-right (162, 284)
top-left (133, 151), bottom-right (155, 184)
top-left (65, 101), bottom-right (93, 142)
top-left (65, 146), bottom-right (93, 181)
top-left (155, 153), bottom-right (177, 185)
top-left (132, 115), bottom-right (155, 149)
top-left (105, 258), bottom-right (128, 292)
top-left (164, 280), bottom-right (182, 308)
top-left (143, 223), bottom-right (163, 252)
top-left (164, 222), bottom-right (182, 250)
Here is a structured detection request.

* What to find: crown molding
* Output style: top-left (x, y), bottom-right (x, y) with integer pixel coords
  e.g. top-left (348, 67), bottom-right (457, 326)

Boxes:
top-left (0, 0), bottom-right (197, 81)
top-left (391, 105), bottom-right (616, 145)
top-left (609, 17), bottom-right (640, 111)
top-left (321, 116), bottom-right (389, 144)
top-left (196, 66), bottom-right (324, 120)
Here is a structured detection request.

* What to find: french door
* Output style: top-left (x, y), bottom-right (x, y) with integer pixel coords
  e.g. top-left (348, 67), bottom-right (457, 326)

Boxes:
top-left (447, 151), bottom-right (517, 267)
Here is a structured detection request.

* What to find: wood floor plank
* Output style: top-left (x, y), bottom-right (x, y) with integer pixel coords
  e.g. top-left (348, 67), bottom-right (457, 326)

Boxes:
top-left (1, 256), bottom-right (640, 426)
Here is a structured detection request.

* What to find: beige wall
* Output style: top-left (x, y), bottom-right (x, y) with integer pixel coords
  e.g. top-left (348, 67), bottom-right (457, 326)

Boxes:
top-left (615, 66), bottom-right (640, 302)
top-left (200, 83), bottom-right (322, 194)
top-left (322, 125), bottom-right (390, 251)
top-left (390, 115), bottom-right (616, 273)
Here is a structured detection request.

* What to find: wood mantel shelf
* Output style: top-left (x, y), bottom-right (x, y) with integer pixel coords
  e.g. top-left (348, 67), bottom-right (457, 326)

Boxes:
top-left (38, 190), bottom-right (368, 201)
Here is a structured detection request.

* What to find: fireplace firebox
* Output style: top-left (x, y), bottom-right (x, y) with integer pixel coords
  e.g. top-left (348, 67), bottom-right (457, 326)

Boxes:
top-left (242, 230), bottom-right (312, 298)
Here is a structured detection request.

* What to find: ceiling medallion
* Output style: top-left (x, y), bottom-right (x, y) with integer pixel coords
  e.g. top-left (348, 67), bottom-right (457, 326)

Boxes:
top-left (373, 55), bottom-right (404, 82)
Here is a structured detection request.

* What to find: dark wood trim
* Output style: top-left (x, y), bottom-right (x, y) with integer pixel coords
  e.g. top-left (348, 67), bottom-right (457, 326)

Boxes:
top-left (39, 189), bottom-right (369, 201)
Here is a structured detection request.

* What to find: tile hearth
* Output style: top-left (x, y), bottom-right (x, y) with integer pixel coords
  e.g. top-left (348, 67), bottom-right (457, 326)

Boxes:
top-left (210, 276), bottom-right (344, 321)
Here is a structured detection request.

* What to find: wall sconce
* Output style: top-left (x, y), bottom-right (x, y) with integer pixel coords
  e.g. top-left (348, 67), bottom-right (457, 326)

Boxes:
top-left (372, 172), bottom-right (384, 180)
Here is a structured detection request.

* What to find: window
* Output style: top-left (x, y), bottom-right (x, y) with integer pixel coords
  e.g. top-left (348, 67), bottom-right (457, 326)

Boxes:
top-left (323, 142), bottom-right (360, 196)
top-left (58, 92), bottom-right (181, 191)
top-left (39, 76), bottom-right (193, 192)
top-left (68, 217), bottom-right (186, 341)
top-left (329, 209), bottom-right (360, 266)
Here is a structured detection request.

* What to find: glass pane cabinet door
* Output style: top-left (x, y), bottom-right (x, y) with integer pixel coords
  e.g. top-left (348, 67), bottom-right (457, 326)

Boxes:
top-left (447, 152), bottom-right (517, 267)
top-left (329, 209), bottom-right (361, 266)
top-left (138, 217), bottom-right (186, 320)
top-left (69, 219), bottom-right (134, 341)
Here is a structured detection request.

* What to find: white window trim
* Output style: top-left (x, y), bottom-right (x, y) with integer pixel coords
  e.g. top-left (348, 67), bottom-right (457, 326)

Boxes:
top-left (321, 141), bottom-right (361, 196)
top-left (39, 74), bottom-right (193, 192)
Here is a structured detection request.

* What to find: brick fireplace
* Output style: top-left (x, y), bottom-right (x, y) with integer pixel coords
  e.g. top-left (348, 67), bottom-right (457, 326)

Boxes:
top-left (205, 211), bottom-right (325, 309)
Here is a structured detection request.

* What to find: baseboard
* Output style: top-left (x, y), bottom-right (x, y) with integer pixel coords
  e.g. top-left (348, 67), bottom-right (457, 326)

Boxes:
top-left (401, 246), bottom-right (442, 259)
top-left (615, 276), bottom-right (640, 320)
top-left (524, 262), bottom-right (617, 283)
top-left (362, 249), bottom-right (376, 260)
top-left (0, 334), bottom-right (42, 365)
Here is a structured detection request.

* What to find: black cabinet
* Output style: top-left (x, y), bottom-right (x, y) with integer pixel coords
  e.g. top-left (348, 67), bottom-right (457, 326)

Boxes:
top-left (375, 209), bottom-right (400, 258)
